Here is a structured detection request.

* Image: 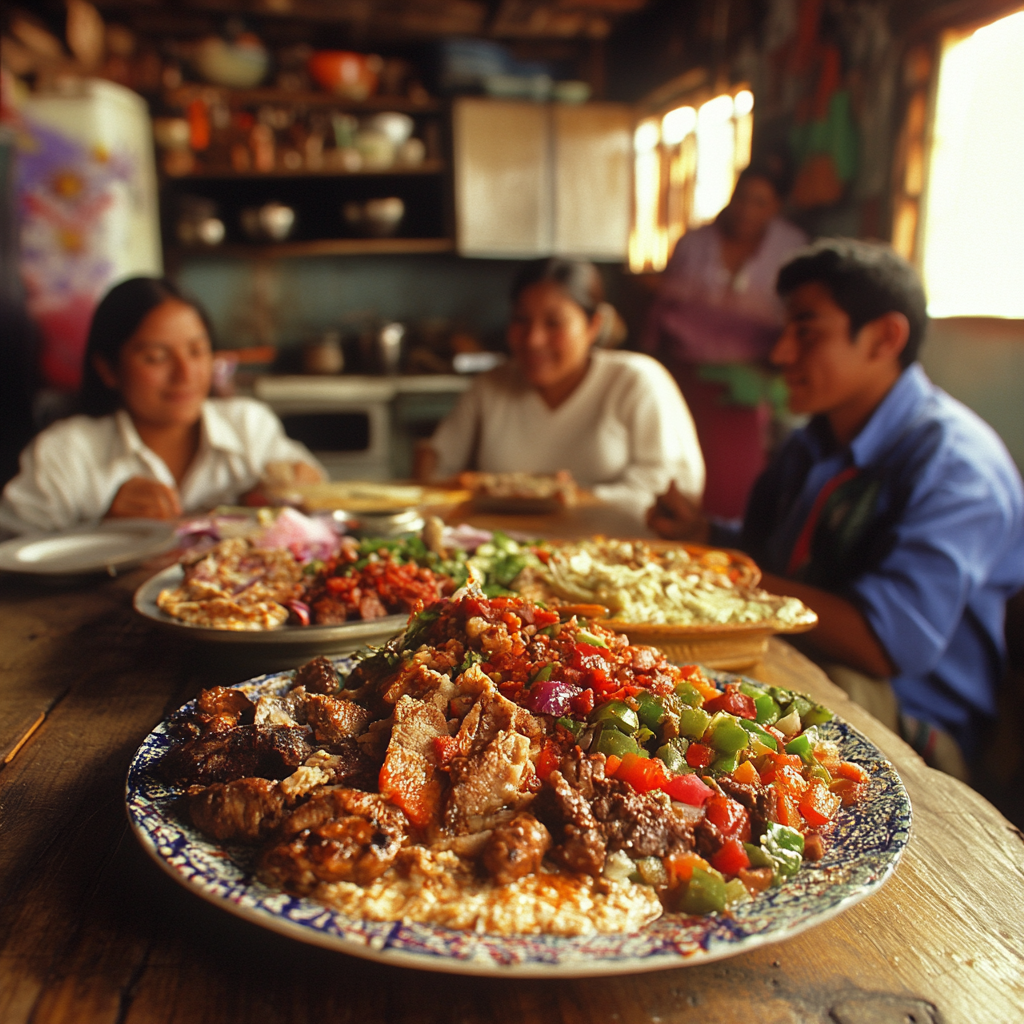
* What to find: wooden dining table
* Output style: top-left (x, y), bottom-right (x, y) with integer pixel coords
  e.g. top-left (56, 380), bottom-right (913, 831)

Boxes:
top-left (2, 511), bottom-right (1023, 1024)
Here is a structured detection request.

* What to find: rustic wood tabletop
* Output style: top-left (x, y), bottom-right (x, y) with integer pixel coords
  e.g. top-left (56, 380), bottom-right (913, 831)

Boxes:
top-left (1, 551), bottom-right (1022, 1024)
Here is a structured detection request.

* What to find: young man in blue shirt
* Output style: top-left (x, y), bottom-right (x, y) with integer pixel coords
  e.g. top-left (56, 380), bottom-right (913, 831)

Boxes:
top-left (648, 239), bottom-right (1024, 777)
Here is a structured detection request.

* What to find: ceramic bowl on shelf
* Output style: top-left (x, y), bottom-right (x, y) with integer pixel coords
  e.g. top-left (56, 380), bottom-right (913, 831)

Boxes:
top-left (365, 111), bottom-right (414, 147)
top-left (194, 34), bottom-right (269, 88)
top-left (308, 50), bottom-right (382, 101)
top-left (240, 202), bottom-right (296, 242)
top-left (341, 196), bottom-right (405, 237)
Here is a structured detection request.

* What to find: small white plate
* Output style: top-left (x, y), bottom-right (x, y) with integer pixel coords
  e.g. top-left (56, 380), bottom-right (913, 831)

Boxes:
top-left (0, 521), bottom-right (175, 576)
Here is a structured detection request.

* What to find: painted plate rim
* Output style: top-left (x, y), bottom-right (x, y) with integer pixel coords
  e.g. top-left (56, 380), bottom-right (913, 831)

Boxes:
top-left (125, 661), bottom-right (912, 978)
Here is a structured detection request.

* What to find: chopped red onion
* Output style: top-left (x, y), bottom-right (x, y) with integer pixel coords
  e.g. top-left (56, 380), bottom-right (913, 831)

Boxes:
top-left (287, 600), bottom-right (311, 626)
top-left (524, 679), bottom-right (582, 716)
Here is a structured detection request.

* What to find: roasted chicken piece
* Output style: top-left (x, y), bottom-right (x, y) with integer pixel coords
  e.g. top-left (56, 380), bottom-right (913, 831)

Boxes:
top-left (258, 788), bottom-right (408, 890)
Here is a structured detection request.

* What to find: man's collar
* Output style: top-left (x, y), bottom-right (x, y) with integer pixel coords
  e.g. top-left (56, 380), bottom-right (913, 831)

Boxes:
top-left (848, 363), bottom-right (930, 467)
top-left (799, 364), bottom-right (931, 465)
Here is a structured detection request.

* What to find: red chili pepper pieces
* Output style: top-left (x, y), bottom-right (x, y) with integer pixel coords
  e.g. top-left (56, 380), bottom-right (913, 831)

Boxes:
top-left (710, 836), bottom-right (751, 877)
top-left (686, 742), bottom-right (714, 768)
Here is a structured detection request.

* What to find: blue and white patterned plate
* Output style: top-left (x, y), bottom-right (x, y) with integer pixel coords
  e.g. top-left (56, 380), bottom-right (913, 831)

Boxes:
top-left (125, 660), bottom-right (912, 978)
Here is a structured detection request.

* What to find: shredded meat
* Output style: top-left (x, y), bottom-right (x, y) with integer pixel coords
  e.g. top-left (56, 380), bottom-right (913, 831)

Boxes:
top-left (536, 750), bottom-right (694, 874)
top-left (444, 728), bottom-right (534, 834)
top-left (481, 813), bottom-right (551, 884)
top-left (185, 777), bottom-right (287, 843)
top-left (158, 726), bottom-right (264, 786)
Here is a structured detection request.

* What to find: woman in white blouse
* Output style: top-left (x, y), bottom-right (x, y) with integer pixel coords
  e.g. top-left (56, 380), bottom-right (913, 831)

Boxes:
top-left (415, 259), bottom-right (704, 525)
top-left (1, 277), bottom-right (322, 533)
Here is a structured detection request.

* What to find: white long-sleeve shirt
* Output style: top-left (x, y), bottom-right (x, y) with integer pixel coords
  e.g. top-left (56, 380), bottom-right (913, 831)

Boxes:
top-left (428, 349), bottom-right (705, 526)
top-left (0, 397), bottom-right (321, 534)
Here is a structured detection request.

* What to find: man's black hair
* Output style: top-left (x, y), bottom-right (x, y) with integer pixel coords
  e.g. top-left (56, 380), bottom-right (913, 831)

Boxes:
top-left (776, 239), bottom-right (928, 368)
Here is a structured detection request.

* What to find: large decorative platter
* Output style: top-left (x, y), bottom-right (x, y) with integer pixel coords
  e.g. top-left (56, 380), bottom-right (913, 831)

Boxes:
top-left (133, 565), bottom-right (406, 655)
top-left (125, 660), bottom-right (912, 978)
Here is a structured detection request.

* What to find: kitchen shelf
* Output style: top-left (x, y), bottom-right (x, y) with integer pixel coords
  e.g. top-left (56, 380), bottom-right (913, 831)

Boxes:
top-left (164, 160), bottom-right (445, 181)
top-left (167, 237), bottom-right (455, 259)
top-left (163, 86), bottom-right (442, 113)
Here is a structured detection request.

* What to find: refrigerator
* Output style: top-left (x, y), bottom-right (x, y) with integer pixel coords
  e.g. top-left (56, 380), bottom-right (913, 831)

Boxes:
top-left (10, 77), bottom-right (162, 391)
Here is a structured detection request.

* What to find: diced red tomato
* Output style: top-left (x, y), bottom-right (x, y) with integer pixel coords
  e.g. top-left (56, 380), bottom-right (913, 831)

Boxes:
top-left (828, 777), bottom-right (867, 807)
top-left (689, 674), bottom-right (722, 702)
top-left (710, 836), bottom-right (751, 877)
top-left (759, 752), bottom-right (805, 784)
top-left (662, 772), bottom-right (714, 806)
top-left (703, 690), bottom-right (757, 720)
top-left (836, 760), bottom-right (870, 783)
top-left (604, 754), bottom-right (622, 777)
top-left (773, 784), bottom-right (804, 831)
top-left (615, 752), bottom-right (670, 793)
top-left (664, 850), bottom-right (710, 885)
top-left (573, 643), bottom-right (609, 672)
top-left (686, 742), bottom-right (714, 769)
top-left (569, 688), bottom-right (595, 715)
top-left (799, 781), bottom-right (842, 826)
top-left (535, 739), bottom-right (561, 781)
top-left (705, 795), bottom-right (751, 841)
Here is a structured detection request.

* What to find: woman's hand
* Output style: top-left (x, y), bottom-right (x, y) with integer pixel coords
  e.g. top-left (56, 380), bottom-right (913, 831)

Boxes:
top-left (646, 481), bottom-right (710, 542)
top-left (106, 477), bottom-right (182, 520)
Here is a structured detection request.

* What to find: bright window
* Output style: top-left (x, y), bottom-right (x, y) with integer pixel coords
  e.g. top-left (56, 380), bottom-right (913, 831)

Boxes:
top-left (920, 10), bottom-right (1024, 318)
top-left (629, 89), bottom-right (753, 273)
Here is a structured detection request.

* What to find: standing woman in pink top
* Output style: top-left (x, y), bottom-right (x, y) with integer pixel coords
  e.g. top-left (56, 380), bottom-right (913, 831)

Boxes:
top-left (642, 163), bottom-right (807, 519)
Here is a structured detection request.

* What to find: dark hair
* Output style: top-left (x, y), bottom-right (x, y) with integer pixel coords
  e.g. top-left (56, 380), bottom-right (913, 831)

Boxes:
top-left (79, 277), bottom-right (214, 416)
top-left (735, 155), bottom-right (793, 203)
top-left (510, 259), bottom-right (605, 319)
top-left (776, 239), bottom-right (928, 368)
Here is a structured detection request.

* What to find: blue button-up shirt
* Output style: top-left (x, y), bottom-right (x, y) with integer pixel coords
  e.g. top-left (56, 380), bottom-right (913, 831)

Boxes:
top-left (716, 364), bottom-right (1024, 756)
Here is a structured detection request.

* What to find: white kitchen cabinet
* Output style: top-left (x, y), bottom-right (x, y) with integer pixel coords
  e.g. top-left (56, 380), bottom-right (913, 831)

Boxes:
top-left (453, 98), bottom-right (633, 261)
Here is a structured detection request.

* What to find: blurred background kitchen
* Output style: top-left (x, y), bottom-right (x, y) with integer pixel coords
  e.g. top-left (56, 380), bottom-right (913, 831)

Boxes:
top-left (2, 0), bottom-right (1022, 489)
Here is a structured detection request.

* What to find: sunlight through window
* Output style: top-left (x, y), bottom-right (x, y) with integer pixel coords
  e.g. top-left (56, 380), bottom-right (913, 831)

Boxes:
top-left (920, 10), bottom-right (1024, 317)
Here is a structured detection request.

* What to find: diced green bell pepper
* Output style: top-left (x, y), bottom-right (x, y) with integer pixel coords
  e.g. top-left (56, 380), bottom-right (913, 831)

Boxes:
top-left (761, 822), bottom-right (805, 882)
top-left (790, 695), bottom-right (813, 721)
top-left (635, 726), bottom-right (656, 747)
top-left (636, 856), bottom-right (668, 886)
top-left (592, 725), bottom-right (640, 758)
top-left (807, 763), bottom-right (832, 784)
top-left (674, 680), bottom-right (705, 707)
top-left (655, 743), bottom-right (687, 773)
top-left (531, 664), bottom-right (554, 683)
top-left (800, 704), bottom-right (835, 728)
top-left (738, 718), bottom-right (778, 751)
top-left (679, 867), bottom-right (727, 915)
top-left (590, 700), bottom-right (639, 734)
top-left (576, 629), bottom-right (608, 649)
top-left (784, 726), bottom-right (820, 763)
top-left (738, 681), bottom-right (763, 699)
top-left (712, 753), bottom-right (739, 774)
top-left (725, 878), bottom-right (751, 906)
top-left (677, 706), bottom-right (712, 739)
top-left (708, 713), bottom-right (751, 754)
top-left (753, 692), bottom-right (781, 726)
top-left (743, 842), bottom-right (773, 869)
top-left (556, 716), bottom-right (584, 740)
top-left (635, 692), bottom-right (666, 730)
